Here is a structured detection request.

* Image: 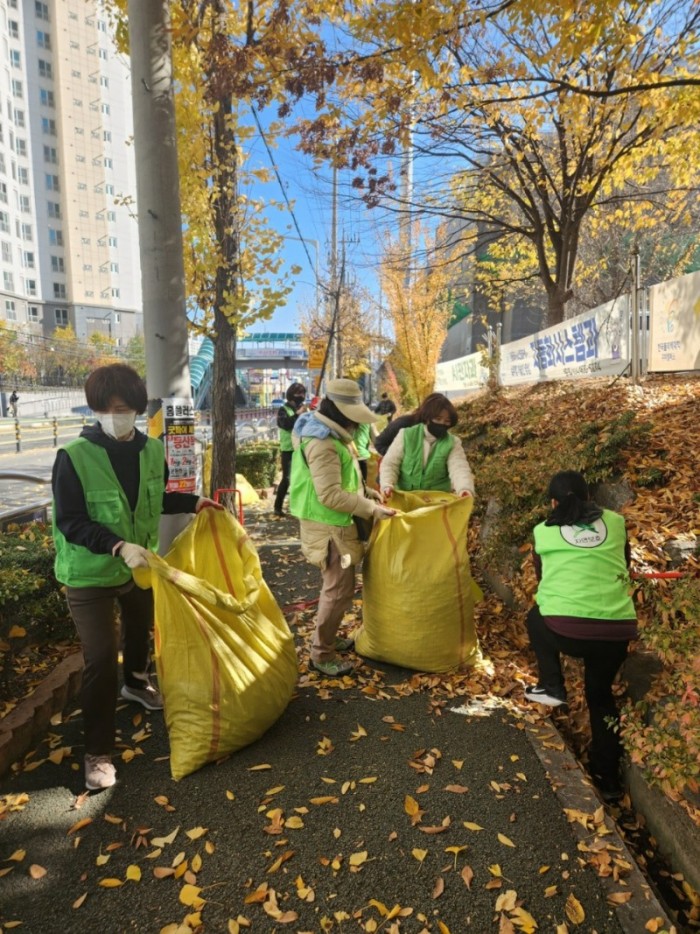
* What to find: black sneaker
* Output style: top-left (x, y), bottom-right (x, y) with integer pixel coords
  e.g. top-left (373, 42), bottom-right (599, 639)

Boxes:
top-left (524, 685), bottom-right (567, 707)
top-left (592, 773), bottom-right (624, 804)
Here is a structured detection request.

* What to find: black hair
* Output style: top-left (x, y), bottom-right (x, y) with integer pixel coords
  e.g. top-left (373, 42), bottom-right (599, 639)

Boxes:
top-left (417, 392), bottom-right (458, 427)
top-left (318, 397), bottom-right (355, 430)
top-left (84, 364), bottom-right (148, 414)
top-left (545, 470), bottom-right (603, 527)
top-left (285, 382), bottom-right (306, 401)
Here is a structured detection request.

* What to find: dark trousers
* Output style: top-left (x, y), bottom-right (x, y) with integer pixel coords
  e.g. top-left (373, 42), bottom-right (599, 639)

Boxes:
top-left (274, 449), bottom-right (293, 513)
top-left (526, 605), bottom-right (629, 781)
top-left (66, 582), bottom-right (154, 756)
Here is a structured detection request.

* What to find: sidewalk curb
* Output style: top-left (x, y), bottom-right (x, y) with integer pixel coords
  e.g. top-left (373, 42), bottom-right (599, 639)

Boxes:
top-left (0, 650), bottom-right (83, 777)
top-left (525, 719), bottom-right (674, 933)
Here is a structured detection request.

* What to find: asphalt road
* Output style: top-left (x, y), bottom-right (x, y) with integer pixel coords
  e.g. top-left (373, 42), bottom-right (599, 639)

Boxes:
top-left (0, 511), bottom-right (645, 933)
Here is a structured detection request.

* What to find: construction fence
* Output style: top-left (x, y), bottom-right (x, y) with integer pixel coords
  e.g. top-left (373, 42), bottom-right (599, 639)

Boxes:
top-left (435, 269), bottom-right (700, 396)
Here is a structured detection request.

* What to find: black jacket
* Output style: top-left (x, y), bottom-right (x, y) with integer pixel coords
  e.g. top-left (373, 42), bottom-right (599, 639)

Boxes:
top-left (52, 423), bottom-right (200, 555)
top-left (373, 413), bottom-right (414, 456)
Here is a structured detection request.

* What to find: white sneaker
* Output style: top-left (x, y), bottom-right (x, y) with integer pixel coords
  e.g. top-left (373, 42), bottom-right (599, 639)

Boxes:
top-left (84, 754), bottom-right (116, 790)
top-left (120, 680), bottom-right (163, 710)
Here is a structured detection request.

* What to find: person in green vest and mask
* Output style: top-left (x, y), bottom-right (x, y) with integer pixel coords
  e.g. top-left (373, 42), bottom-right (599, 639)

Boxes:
top-left (524, 470), bottom-right (638, 803)
top-left (52, 364), bottom-right (221, 791)
top-left (274, 382), bottom-right (307, 517)
top-left (379, 393), bottom-right (474, 498)
top-left (290, 378), bottom-right (395, 677)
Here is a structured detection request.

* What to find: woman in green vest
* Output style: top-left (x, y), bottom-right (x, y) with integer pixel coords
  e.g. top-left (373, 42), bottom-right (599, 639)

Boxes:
top-left (379, 393), bottom-right (474, 498)
top-left (274, 382), bottom-right (307, 517)
top-left (525, 470), bottom-right (638, 802)
top-left (52, 364), bottom-right (221, 791)
top-left (289, 379), bottom-right (395, 677)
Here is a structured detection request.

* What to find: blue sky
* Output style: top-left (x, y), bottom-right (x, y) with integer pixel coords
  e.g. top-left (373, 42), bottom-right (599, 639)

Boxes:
top-left (245, 104), bottom-right (397, 336)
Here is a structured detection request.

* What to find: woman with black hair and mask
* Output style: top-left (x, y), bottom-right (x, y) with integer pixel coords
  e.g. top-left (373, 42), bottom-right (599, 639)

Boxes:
top-left (290, 379), bottom-right (395, 677)
top-left (51, 364), bottom-right (221, 791)
top-left (525, 470), bottom-right (638, 802)
top-left (274, 382), bottom-right (307, 517)
top-left (379, 393), bottom-right (474, 499)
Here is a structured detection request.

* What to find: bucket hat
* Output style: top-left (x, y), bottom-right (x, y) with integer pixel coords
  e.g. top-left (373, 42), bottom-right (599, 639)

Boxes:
top-left (325, 379), bottom-right (377, 424)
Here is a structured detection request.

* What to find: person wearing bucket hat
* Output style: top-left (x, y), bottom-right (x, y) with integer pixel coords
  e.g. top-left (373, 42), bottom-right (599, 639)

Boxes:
top-left (289, 379), bottom-right (396, 677)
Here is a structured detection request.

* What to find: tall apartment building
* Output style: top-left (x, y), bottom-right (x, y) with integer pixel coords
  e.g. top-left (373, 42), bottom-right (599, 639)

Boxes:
top-left (0, 0), bottom-right (142, 351)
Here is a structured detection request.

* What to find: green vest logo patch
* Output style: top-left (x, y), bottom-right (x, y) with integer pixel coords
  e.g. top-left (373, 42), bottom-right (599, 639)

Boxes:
top-left (560, 518), bottom-right (608, 548)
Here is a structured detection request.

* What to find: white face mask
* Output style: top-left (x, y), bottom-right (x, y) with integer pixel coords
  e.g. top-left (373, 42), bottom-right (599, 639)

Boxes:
top-left (99, 411), bottom-right (137, 440)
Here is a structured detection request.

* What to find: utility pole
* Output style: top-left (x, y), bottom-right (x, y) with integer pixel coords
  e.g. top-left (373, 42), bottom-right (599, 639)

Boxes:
top-left (630, 250), bottom-right (641, 385)
top-left (329, 164), bottom-right (338, 379)
top-left (128, 1), bottom-right (194, 549)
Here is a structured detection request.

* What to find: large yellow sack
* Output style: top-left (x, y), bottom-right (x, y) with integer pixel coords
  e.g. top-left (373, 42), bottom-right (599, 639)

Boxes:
top-left (355, 490), bottom-right (483, 672)
top-left (134, 509), bottom-right (297, 779)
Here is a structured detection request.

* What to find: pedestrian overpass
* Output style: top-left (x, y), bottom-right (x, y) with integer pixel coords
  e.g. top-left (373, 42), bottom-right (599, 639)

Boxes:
top-left (190, 333), bottom-right (307, 409)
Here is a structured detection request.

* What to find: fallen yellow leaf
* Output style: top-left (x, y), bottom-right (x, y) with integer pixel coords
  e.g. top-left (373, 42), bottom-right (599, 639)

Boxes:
top-left (29, 864), bottom-right (47, 879)
top-left (412, 848), bottom-right (428, 864)
top-left (565, 893), bottom-right (585, 925)
top-left (498, 833), bottom-right (516, 848)
top-left (185, 827), bottom-right (207, 841)
top-left (98, 878), bottom-right (123, 888)
top-left (126, 864), bottom-right (142, 882)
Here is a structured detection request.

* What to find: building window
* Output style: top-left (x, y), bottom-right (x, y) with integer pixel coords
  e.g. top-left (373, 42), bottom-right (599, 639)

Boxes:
top-left (51, 255), bottom-right (64, 273)
top-left (9, 0), bottom-right (18, 8)
top-left (47, 201), bottom-right (61, 218)
top-left (55, 307), bottom-right (68, 326)
top-left (25, 279), bottom-right (37, 296)
top-left (110, 262), bottom-right (119, 273)
top-left (13, 110), bottom-right (25, 129)
top-left (0, 154), bottom-right (5, 174)
top-left (114, 313), bottom-right (121, 324)
top-left (73, 98), bottom-right (83, 107)
top-left (22, 251), bottom-right (34, 268)
top-left (48, 228), bottom-right (63, 246)
top-left (19, 195), bottom-right (30, 213)
top-left (39, 89), bottom-right (55, 108)
top-left (77, 181), bottom-right (87, 190)
top-left (38, 59), bottom-right (53, 79)
top-left (101, 103), bottom-right (110, 115)
top-left (10, 50), bottom-right (21, 69)
top-left (70, 40), bottom-right (79, 51)
top-left (83, 263), bottom-right (92, 271)
top-left (99, 48), bottom-right (108, 60)
top-left (43, 145), bottom-right (58, 163)
top-left (107, 211), bottom-right (116, 222)
top-left (53, 283), bottom-right (67, 299)
top-left (11, 80), bottom-right (23, 99)
top-left (105, 183), bottom-right (115, 195)
top-left (21, 223), bottom-right (32, 241)
top-left (104, 157), bottom-right (113, 169)
top-left (9, 19), bottom-right (20, 38)
top-left (103, 130), bottom-right (112, 142)
top-left (111, 288), bottom-right (120, 298)
top-left (28, 305), bottom-right (39, 321)
top-left (108, 236), bottom-right (118, 247)
top-left (41, 117), bottom-right (56, 136)
top-left (76, 155), bottom-right (86, 163)
top-left (100, 76), bottom-right (109, 88)
top-left (5, 300), bottom-right (16, 320)
top-left (45, 173), bottom-right (60, 191)
top-left (17, 167), bottom-right (29, 185)
top-left (0, 212), bottom-right (9, 234)
top-left (15, 138), bottom-right (27, 157)
top-left (0, 183), bottom-right (6, 204)
top-left (81, 237), bottom-right (91, 245)
top-left (4, 271), bottom-right (14, 291)
top-left (71, 69), bottom-right (81, 78)
top-left (1, 242), bottom-right (11, 262)
top-left (79, 209), bottom-right (89, 218)
top-left (35, 1), bottom-right (50, 20)
top-left (74, 126), bottom-right (84, 135)
top-left (37, 31), bottom-right (51, 49)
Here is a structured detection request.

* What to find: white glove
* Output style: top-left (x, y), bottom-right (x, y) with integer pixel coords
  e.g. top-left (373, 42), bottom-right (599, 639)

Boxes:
top-left (372, 504), bottom-right (396, 521)
top-left (119, 542), bottom-right (151, 568)
top-left (381, 487), bottom-right (394, 502)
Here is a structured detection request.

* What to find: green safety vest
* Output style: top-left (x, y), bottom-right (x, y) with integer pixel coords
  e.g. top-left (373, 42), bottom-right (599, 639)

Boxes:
top-left (53, 437), bottom-right (165, 588)
top-left (289, 437), bottom-right (359, 527)
top-left (354, 422), bottom-right (371, 460)
top-left (534, 509), bottom-right (635, 619)
top-left (398, 423), bottom-right (455, 492)
top-left (278, 404), bottom-right (296, 452)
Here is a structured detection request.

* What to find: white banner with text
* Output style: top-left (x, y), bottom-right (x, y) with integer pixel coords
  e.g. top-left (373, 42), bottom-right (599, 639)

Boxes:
top-left (648, 270), bottom-right (700, 372)
top-left (434, 352), bottom-right (488, 395)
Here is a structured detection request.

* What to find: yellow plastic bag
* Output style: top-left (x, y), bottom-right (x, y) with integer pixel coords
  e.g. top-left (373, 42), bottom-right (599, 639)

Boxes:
top-left (134, 509), bottom-right (297, 779)
top-left (355, 490), bottom-right (483, 672)
top-left (202, 444), bottom-right (260, 505)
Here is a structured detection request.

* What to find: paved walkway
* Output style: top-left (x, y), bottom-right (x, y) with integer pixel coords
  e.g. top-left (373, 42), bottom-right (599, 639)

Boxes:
top-left (0, 511), bottom-right (671, 933)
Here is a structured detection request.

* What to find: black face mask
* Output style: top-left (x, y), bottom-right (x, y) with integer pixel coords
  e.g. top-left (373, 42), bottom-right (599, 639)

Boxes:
top-left (292, 396), bottom-right (306, 408)
top-left (427, 421), bottom-right (449, 439)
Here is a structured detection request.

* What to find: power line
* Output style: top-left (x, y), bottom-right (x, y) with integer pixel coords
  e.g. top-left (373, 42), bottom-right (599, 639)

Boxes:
top-left (250, 106), bottom-right (329, 297)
